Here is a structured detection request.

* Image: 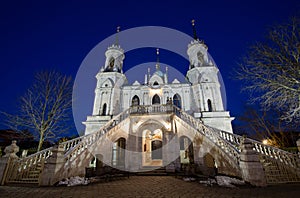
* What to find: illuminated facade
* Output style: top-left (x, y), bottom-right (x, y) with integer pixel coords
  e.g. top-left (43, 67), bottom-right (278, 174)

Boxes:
top-left (82, 31), bottom-right (235, 171)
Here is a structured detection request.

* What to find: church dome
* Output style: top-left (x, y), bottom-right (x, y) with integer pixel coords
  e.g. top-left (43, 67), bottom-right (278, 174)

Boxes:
top-left (154, 70), bottom-right (164, 77)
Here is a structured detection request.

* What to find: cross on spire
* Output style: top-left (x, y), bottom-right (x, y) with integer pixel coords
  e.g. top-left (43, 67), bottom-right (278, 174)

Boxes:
top-left (156, 48), bottom-right (160, 71)
top-left (191, 19), bottom-right (198, 40)
top-left (115, 26), bottom-right (120, 45)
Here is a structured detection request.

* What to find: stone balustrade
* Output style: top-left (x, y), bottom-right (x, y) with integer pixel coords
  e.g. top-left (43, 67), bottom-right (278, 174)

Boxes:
top-left (2, 104), bottom-right (299, 186)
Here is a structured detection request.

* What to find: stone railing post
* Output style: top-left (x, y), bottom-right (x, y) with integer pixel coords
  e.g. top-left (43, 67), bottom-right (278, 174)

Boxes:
top-left (0, 140), bottom-right (20, 185)
top-left (39, 144), bottom-right (65, 186)
top-left (239, 138), bottom-right (267, 187)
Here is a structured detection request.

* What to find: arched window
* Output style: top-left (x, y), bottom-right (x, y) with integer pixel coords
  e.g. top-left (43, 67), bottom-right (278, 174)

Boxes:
top-left (173, 94), bottom-right (182, 108)
top-left (207, 99), bottom-right (212, 112)
top-left (152, 94), bottom-right (160, 105)
top-left (131, 95), bottom-right (140, 106)
top-left (112, 138), bottom-right (126, 167)
top-left (101, 103), bottom-right (107, 116)
top-left (153, 81), bottom-right (159, 86)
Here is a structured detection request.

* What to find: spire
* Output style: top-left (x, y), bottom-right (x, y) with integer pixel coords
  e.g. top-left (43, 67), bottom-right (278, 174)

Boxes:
top-left (191, 19), bottom-right (198, 40)
top-left (155, 48), bottom-right (160, 71)
top-left (147, 67), bottom-right (150, 84)
top-left (115, 26), bottom-right (120, 45)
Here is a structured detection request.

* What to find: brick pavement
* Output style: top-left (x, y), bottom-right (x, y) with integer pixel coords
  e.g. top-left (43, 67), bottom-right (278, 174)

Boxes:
top-left (0, 176), bottom-right (299, 198)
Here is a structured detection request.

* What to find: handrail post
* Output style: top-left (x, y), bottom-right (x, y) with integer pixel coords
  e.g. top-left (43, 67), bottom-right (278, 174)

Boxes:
top-left (39, 144), bottom-right (65, 186)
top-left (239, 138), bottom-right (267, 187)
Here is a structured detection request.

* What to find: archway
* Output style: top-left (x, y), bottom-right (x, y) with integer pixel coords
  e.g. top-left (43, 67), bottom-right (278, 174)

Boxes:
top-left (152, 94), bottom-right (160, 105)
top-left (173, 94), bottom-right (182, 108)
top-left (203, 153), bottom-right (217, 176)
top-left (179, 136), bottom-right (194, 164)
top-left (112, 137), bottom-right (126, 167)
top-left (142, 128), bottom-right (163, 166)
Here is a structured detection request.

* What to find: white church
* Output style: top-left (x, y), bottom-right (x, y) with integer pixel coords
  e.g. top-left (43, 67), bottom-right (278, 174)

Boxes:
top-left (82, 24), bottom-right (235, 172)
top-left (2, 24), bottom-right (296, 187)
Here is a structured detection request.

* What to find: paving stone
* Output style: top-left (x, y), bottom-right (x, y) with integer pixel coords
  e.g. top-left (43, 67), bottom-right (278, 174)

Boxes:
top-left (0, 176), bottom-right (299, 198)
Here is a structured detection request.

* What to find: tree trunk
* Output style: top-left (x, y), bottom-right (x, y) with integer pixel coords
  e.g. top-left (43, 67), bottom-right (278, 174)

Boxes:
top-left (37, 131), bottom-right (45, 152)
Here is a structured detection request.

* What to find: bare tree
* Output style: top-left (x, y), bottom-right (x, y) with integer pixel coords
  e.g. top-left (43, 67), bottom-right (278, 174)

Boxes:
top-left (237, 106), bottom-right (293, 148)
top-left (235, 17), bottom-right (300, 122)
top-left (2, 71), bottom-right (73, 151)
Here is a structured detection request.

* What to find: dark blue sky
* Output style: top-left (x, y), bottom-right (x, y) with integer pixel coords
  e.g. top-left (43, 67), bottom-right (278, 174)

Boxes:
top-left (0, 0), bottom-right (299, 134)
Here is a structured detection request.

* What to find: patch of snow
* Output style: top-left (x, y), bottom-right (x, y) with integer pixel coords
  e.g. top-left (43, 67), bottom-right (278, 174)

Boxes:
top-left (183, 177), bottom-right (196, 182)
top-left (215, 176), bottom-right (245, 188)
top-left (58, 176), bottom-right (90, 187)
top-left (199, 178), bottom-right (217, 186)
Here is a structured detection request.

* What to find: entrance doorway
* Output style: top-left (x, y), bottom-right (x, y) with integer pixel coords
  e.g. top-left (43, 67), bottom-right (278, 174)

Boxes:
top-left (142, 129), bottom-right (163, 166)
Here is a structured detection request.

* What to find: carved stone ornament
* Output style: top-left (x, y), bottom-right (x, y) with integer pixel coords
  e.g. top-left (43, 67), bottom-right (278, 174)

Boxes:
top-left (3, 140), bottom-right (19, 159)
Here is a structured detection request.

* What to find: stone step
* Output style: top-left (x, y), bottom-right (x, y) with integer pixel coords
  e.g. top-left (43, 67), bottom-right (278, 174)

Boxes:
top-left (136, 167), bottom-right (168, 176)
top-left (136, 172), bottom-right (168, 176)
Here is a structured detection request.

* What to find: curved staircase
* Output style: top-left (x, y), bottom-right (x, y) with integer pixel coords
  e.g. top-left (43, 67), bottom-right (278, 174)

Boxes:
top-left (2, 105), bottom-right (299, 186)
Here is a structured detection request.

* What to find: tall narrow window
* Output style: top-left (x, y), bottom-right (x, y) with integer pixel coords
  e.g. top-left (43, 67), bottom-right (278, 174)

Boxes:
top-left (109, 57), bottom-right (115, 68)
top-left (207, 99), bottom-right (212, 112)
top-left (102, 103), bottom-right (107, 115)
top-left (152, 94), bottom-right (160, 105)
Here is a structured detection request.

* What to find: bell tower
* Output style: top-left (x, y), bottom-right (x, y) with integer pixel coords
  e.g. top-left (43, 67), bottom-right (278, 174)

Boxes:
top-left (83, 27), bottom-right (127, 135)
top-left (186, 20), bottom-right (234, 132)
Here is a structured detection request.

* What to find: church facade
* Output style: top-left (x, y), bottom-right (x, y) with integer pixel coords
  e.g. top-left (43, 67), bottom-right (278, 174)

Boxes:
top-left (82, 31), bottom-right (235, 172)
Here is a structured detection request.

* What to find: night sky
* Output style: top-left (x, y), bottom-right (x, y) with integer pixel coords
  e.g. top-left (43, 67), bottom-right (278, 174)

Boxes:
top-left (0, 0), bottom-right (299, 135)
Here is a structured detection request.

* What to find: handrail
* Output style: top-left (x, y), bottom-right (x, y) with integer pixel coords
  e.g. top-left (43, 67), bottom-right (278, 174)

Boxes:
top-left (172, 105), bottom-right (299, 168)
top-left (62, 108), bottom-right (131, 163)
top-left (16, 104), bottom-right (299, 172)
top-left (15, 108), bottom-right (131, 171)
top-left (218, 130), bottom-right (299, 168)
top-left (172, 105), bottom-right (241, 166)
top-left (129, 104), bottom-right (173, 115)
